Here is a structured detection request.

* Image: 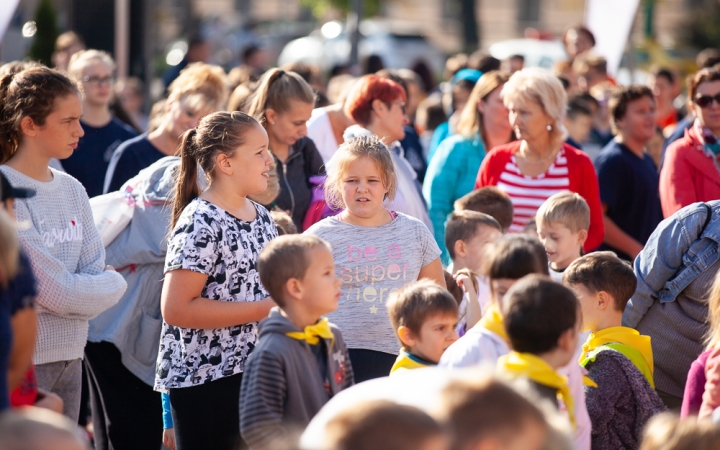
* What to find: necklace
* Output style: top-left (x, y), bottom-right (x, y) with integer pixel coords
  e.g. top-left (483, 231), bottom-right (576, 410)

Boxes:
top-left (517, 143), bottom-right (560, 165)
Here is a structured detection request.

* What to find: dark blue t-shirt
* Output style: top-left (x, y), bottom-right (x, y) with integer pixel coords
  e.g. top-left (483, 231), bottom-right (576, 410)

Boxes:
top-left (594, 141), bottom-right (664, 260)
top-left (0, 252), bottom-right (37, 410)
top-left (105, 134), bottom-right (166, 193)
top-left (62, 118), bottom-right (137, 198)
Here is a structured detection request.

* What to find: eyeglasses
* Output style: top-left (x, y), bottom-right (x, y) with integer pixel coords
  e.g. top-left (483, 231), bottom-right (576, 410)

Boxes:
top-left (390, 101), bottom-right (407, 115)
top-left (82, 76), bottom-right (114, 86)
top-left (694, 93), bottom-right (720, 108)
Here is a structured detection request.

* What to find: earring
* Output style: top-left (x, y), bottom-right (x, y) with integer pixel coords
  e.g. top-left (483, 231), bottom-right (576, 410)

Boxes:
top-left (546, 124), bottom-right (552, 131)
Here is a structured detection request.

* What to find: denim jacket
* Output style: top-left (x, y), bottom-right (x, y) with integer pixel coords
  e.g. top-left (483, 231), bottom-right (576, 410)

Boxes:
top-left (623, 200), bottom-right (720, 397)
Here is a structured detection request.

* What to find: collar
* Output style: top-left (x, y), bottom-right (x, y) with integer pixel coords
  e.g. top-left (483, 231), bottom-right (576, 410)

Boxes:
top-left (475, 303), bottom-right (509, 344)
top-left (581, 326), bottom-right (653, 374)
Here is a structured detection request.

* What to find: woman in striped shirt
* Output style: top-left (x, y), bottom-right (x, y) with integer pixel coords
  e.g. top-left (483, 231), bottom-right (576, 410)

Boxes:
top-left (475, 68), bottom-right (604, 252)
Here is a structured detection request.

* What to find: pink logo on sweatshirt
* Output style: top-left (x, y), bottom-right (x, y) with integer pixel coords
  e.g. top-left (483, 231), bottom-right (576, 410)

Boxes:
top-left (43, 217), bottom-right (83, 247)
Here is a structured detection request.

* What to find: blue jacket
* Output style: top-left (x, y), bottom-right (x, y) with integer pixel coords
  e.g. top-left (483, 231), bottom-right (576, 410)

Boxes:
top-left (623, 200), bottom-right (720, 397)
top-left (423, 133), bottom-right (486, 264)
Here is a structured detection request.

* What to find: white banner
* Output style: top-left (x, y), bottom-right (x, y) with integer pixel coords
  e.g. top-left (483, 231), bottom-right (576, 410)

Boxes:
top-left (0, 0), bottom-right (21, 44)
top-left (585, 0), bottom-right (640, 76)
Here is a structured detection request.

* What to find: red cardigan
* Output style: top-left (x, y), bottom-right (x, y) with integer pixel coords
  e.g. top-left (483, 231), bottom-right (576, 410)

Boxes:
top-left (475, 141), bottom-right (605, 252)
top-left (660, 126), bottom-right (720, 218)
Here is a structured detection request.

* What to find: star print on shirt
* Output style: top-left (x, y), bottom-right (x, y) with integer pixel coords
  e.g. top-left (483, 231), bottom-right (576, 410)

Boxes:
top-left (369, 305), bottom-right (378, 314)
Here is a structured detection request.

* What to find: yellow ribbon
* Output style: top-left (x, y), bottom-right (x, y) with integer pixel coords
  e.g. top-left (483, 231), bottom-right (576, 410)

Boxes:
top-left (581, 327), bottom-right (653, 373)
top-left (498, 351), bottom-right (576, 428)
top-left (285, 317), bottom-right (335, 348)
top-left (476, 303), bottom-right (509, 344)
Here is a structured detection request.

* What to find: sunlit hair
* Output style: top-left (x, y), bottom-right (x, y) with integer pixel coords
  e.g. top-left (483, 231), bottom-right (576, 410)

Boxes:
top-left (639, 413), bottom-right (720, 450)
top-left (501, 67), bottom-right (568, 143)
top-left (324, 135), bottom-right (396, 210)
top-left (535, 191), bottom-right (590, 233)
top-left (67, 49), bottom-right (115, 83)
top-left (167, 62), bottom-right (229, 115)
top-left (247, 68), bottom-right (315, 126)
top-left (343, 75), bottom-right (407, 126)
top-left (456, 71), bottom-right (511, 142)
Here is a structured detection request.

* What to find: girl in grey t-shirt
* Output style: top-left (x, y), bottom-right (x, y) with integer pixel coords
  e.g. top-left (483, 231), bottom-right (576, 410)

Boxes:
top-left (306, 135), bottom-right (444, 381)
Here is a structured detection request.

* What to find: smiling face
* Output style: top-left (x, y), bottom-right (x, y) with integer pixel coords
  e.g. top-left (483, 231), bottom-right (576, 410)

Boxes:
top-left (507, 97), bottom-right (552, 143)
top-left (536, 221), bottom-right (585, 271)
top-left (405, 312), bottom-right (458, 364)
top-left (26, 93), bottom-right (85, 160)
top-left (222, 123), bottom-right (273, 196)
top-left (616, 95), bottom-right (657, 144)
top-left (297, 245), bottom-right (342, 317)
top-left (266, 99), bottom-right (314, 147)
top-left (340, 156), bottom-right (390, 222)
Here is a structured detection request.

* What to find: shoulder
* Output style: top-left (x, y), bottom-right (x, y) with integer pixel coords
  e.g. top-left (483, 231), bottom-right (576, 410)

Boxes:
top-left (562, 142), bottom-right (594, 166)
top-left (296, 136), bottom-right (319, 154)
top-left (486, 141), bottom-right (520, 158)
top-left (305, 216), bottom-right (342, 236)
top-left (51, 169), bottom-right (91, 197)
top-left (110, 118), bottom-right (139, 138)
top-left (395, 212), bottom-right (431, 234)
top-left (440, 328), bottom-right (506, 367)
top-left (586, 349), bottom-right (633, 380)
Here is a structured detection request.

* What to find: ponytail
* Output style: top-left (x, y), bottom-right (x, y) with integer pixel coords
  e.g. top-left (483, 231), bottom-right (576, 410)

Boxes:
top-left (0, 74), bottom-right (17, 164)
top-left (171, 128), bottom-right (200, 229)
top-left (247, 68), bottom-right (315, 127)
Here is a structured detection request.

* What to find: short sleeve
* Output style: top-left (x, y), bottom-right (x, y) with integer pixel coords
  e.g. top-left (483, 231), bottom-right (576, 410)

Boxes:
top-left (165, 208), bottom-right (220, 275)
top-left (417, 218), bottom-right (441, 267)
top-left (595, 151), bottom-right (629, 213)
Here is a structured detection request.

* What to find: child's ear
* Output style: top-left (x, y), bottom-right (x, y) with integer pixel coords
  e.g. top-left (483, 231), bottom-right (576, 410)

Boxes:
top-left (596, 291), bottom-right (611, 311)
top-left (285, 277), bottom-right (303, 301)
top-left (397, 326), bottom-right (416, 348)
top-left (20, 116), bottom-right (38, 137)
top-left (215, 152), bottom-right (233, 176)
top-left (454, 239), bottom-right (466, 258)
top-left (577, 229), bottom-right (588, 246)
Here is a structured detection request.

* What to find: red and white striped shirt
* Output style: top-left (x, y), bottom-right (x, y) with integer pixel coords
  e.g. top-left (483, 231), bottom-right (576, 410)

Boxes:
top-left (496, 149), bottom-right (570, 233)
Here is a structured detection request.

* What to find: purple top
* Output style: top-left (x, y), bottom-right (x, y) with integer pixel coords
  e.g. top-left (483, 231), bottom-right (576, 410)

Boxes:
top-left (681, 349), bottom-right (713, 417)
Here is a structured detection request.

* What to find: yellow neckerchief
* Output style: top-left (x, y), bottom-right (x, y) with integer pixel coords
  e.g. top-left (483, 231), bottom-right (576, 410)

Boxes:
top-left (286, 317), bottom-right (335, 349)
top-left (476, 303), bottom-right (509, 344)
top-left (498, 351), bottom-right (576, 428)
top-left (580, 326), bottom-right (654, 386)
top-left (389, 348), bottom-right (434, 376)
top-left (581, 326), bottom-right (653, 374)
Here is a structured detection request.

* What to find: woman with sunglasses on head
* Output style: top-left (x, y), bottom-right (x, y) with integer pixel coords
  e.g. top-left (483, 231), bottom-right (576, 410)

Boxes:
top-left (661, 67), bottom-right (720, 217)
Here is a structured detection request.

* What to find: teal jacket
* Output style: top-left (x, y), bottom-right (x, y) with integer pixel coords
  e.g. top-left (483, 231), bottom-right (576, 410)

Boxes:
top-left (422, 133), bottom-right (486, 265)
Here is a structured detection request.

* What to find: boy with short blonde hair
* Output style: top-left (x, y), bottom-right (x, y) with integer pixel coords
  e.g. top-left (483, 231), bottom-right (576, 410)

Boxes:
top-left (386, 280), bottom-right (459, 375)
top-left (535, 191), bottom-right (590, 282)
top-left (240, 235), bottom-right (354, 449)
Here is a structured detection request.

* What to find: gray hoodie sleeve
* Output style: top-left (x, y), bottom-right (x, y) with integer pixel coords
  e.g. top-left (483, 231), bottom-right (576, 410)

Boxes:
top-left (240, 350), bottom-right (288, 449)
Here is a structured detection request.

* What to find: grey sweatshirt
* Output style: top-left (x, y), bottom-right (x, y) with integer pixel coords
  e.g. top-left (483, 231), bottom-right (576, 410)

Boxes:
top-left (239, 308), bottom-right (354, 449)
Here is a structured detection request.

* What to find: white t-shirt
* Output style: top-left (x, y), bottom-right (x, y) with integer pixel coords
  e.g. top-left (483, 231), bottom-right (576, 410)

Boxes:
top-left (306, 212), bottom-right (441, 354)
top-left (307, 108), bottom-right (339, 163)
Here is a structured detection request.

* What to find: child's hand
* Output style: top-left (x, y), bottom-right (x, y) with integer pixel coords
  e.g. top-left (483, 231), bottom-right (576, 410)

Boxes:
top-left (455, 269), bottom-right (481, 328)
top-left (163, 428), bottom-right (176, 450)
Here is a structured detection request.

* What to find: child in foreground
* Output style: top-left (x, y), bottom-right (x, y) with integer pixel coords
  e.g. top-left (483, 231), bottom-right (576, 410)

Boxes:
top-left (445, 210), bottom-right (502, 329)
top-left (240, 234), bottom-right (353, 449)
top-left (306, 135), bottom-right (444, 382)
top-left (325, 400), bottom-right (448, 450)
top-left (535, 191), bottom-right (590, 282)
top-left (498, 275), bottom-right (582, 428)
top-left (564, 252), bottom-right (665, 450)
top-left (386, 279), bottom-right (459, 375)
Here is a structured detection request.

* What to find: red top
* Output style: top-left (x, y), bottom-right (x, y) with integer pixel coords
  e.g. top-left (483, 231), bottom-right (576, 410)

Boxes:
top-left (475, 141), bottom-right (605, 252)
top-left (660, 126), bottom-right (720, 218)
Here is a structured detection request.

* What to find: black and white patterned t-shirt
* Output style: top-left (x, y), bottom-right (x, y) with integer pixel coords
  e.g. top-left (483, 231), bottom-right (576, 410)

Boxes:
top-left (154, 198), bottom-right (277, 390)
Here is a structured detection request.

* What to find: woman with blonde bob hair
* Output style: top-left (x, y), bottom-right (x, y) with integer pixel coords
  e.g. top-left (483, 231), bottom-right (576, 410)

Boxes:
top-left (104, 62), bottom-right (229, 193)
top-left (475, 67), bottom-right (604, 252)
top-left (423, 71), bottom-right (513, 262)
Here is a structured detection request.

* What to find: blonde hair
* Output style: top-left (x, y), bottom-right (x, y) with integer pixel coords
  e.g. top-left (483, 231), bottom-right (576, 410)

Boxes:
top-left (67, 49), bottom-right (115, 83)
top-left (705, 270), bottom-right (720, 349)
top-left (455, 71), bottom-right (510, 142)
top-left (324, 135), bottom-right (396, 210)
top-left (247, 68), bottom-right (314, 126)
top-left (0, 209), bottom-right (19, 288)
top-left (167, 62), bottom-right (229, 114)
top-left (501, 67), bottom-right (568, 144)
top-left (639, 413), bottom-right (720, 450)
top-left (535, 191), bottom-right (590, 233)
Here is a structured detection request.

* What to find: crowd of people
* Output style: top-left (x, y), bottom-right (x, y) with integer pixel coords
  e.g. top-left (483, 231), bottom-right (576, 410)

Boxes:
top-left (3, 24), bottom-right (720, 450)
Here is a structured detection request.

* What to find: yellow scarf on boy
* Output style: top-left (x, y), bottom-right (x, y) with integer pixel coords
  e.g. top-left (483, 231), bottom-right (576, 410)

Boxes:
top-left (580, 326), bottom-right (654, 386)
top-left (286, 317), bottom-right (335, 348)
top-left (476, 304), bottom-right (509, 344)
top-left (498, 351), bottom-right (575, 428)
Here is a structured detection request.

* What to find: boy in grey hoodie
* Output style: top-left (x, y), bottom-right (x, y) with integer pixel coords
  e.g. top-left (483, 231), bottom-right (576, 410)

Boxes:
top-left (240, 234), bottom-right (354, 449)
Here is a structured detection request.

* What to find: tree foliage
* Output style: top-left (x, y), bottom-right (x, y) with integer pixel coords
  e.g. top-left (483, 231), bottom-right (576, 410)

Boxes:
top-left (299, 0), bottom-right (382, 19)
top-left (683, 1), bottom-right (720, 50)
top-left (27, 0), bottom-right (59, 66)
